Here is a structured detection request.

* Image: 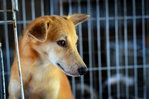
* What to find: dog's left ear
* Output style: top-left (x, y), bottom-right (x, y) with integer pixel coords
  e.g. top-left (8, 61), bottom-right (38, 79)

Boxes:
top-left (28, 19), bottom-right (52, 42)
top-left (68, 14), bottom-right (90, 26)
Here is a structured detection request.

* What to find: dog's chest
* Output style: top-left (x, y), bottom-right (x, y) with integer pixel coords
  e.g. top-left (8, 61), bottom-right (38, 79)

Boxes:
top-left (28, 67), bottom-right (61, 99)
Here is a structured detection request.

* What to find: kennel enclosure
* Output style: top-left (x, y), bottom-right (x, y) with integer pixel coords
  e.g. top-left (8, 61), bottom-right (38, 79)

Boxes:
top-left (0, 0), bottom-right (149, 99)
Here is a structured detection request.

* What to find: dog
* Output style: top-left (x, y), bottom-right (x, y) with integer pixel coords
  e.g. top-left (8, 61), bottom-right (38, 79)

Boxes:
top-left (8, 14), bottom-right (89, 99)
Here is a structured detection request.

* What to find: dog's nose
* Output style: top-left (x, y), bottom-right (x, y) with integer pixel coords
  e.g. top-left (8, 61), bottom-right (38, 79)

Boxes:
top-left (78, 67), bottom-right (88, 75)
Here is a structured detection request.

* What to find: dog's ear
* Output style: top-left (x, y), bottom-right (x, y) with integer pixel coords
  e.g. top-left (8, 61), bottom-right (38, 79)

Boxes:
top-left (28, 19), bottom-right (52, 42)
top-left (68, 14), bottom-right (90, 26)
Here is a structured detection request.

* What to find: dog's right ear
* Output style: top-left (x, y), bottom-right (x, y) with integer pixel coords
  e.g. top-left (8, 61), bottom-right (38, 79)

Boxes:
top-left (28, 19), bottom-right (52, 42)
top-left (68, 14), bottom-right (90, 26)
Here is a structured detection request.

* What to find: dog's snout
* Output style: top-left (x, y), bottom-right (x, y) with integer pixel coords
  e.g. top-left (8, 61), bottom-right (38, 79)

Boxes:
top-left (78, 67), bottom-right (88, 75)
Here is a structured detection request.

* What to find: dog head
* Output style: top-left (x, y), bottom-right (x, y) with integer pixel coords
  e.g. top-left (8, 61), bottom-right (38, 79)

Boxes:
top-left (26, 14), bottom-right (89, 77)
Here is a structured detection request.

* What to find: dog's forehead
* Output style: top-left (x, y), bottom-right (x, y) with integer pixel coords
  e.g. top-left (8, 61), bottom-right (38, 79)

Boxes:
top-left (48, 16), bottom-right (78, 41)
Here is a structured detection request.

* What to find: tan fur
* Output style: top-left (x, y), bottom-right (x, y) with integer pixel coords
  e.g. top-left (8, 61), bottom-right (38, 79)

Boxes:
top-left (8, 14), bottom-right (89, 99)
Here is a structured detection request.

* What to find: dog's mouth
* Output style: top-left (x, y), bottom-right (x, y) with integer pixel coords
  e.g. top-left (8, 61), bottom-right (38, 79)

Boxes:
top-left (56, 63), bottom-right (80, 77)
top-left (56, 63), bottom-right (64, 71)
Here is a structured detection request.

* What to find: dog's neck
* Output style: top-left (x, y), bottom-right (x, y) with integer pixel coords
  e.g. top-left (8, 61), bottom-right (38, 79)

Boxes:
top-left (19, 36), bottom-right (52, 68)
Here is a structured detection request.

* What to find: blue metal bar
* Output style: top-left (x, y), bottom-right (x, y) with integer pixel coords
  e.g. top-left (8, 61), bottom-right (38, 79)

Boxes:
top-left (1, 15), bottom-right (149, 24)
top-left (41, 0), bottom-right (44, 16)
top-left (124, 0), bottom-right (129, 98)
top-left (87, 0), bottom-right (93, 99)
top-left (96, 0), bottom-right (102, 99)
top-left (69, 0), bottom-right (72, 14)
top-left (59, 0), bottom-right (63, 15)
top-left (114, 0), bottom-right (120, 98)
top-left (11, 0), bottom-right (25, 98)
top-left (77, 0), bottom-right (85, 98)
top-left (0, 10), bottom-right (12, 12)
top-left (14, 0), bottom-right (18, 11)
top-left (132, 0), bottom-right (138, 98)
top-left (72, 78), bottom-right (76, 99)
top-left (142, 0), bottom-right (147, 98)
top-left (90, 15), bottom-right (149, 21)
top-left (50, 0), bottom-right (54, 15)
top-left (0, 43), bottom-right (6, 99)
top-left (105, 0), bottom-right (111, 98)
top-left (22, 0), bottom-right (26, 29)
top-left (87, 65), bottom-right (149, 71)
top-left (3, 0), bottom-right (11, 81)
top-left (31, 0), bottom-right (35, 19)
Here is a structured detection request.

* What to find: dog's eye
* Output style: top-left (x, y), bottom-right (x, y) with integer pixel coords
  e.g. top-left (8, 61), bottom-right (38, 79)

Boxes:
top-left (57, 40), bottom-right (66, 47)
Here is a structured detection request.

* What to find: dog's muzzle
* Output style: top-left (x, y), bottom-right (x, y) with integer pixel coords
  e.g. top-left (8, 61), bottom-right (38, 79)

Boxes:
top-left (78, 67), bottom-right (88, 75)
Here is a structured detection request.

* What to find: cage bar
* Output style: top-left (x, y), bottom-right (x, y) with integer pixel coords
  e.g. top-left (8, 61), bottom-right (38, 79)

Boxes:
top-left (41, 0), bottom-right (44, 16)
top-left (132, 0), bottom-right (138, 98)
top-left (3, 0), bottom-right (11, 81)
top-left (50, 0), bottom-right (54, 15)
top-left (0, 43), bottom-right (6, 99)
top-left (114, 0), bottom-right (120, 98)
top-left (31, 0), bottom-right (35, 20)
top-left (96, 0), bottom-right (102, 99)
top-left (87, 0), bottom-right (94, 99)
top-left (11, 0), bottom-right (25, 98)
top-left (22, 0), bottom-right (26, 29)
top-left (123, 0), bottom-right (129, 99)
top-left (105, 0), bottom-right (112, 98)
top-left (142, 0), bottom-right (147, 98)
top-left (77, 0), bottom-right (85, 98)
top-left (59, 0), bottom-right (63, 15)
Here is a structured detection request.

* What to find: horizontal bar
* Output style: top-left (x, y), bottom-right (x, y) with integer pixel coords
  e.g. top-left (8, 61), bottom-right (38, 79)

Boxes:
top-left (1, 15), bottom-right (149, 24)
top-left (0, 10), bottom-right (12, 12)
top-left (91, 15), bottom-right (149, 20)
top-left (0, 20), bottom-right (14, 24)
top-left (88, 64), bottom-right (149, 71)
top-left (0, 15), bottom-right (149, 25)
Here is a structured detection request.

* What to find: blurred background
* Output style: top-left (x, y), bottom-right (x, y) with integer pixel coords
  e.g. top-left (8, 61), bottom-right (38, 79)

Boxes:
top-left (0, 0), bottom-right (149, 99)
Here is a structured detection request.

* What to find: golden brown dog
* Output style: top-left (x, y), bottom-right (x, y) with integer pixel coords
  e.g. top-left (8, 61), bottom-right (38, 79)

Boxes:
top-left (8, 14), bottom-right (89, 99)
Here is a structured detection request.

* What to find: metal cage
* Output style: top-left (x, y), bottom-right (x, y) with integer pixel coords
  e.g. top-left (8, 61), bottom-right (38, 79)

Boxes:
top-left (0, 0), bottom-right (149, 99)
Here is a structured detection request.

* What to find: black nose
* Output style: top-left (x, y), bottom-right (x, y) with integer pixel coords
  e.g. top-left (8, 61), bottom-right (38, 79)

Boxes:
top-left (78, 67), bottom-right (88, 75)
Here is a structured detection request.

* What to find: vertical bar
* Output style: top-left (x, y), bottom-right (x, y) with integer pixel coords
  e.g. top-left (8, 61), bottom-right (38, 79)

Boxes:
top-left (3, 0), bottom-right (11, 80)
top-left (72, 77), bottom-right (76, 99)
top-left (68, 0), bottom-right (76, 98)
top-left (0, 43), bottom-right (6, 99)
top-left (69, 0), bottom-right (72, 14)
top-left (50, 0), bottom-right (54, 15)
top-left (22, 0), bottom-right (26, 29)
top-left (14, 0), bottom-right (18, 11)
top-left (59, 0), bottom-right (63, 15)
top-left (114, 0), bottom-right (120, 98)
top-left (41, 0), bottom-right (44, 16)
top-left (11, 0), bottom-right (25, 99)
top-left (132, 0), bottom-right (138, 98)
top-left (96, 0), bottom-right (102, 99)
top-left (87, 0), bottom-right (93, 99)
top-left (31, 0), bottom-right (35, 19)
top-left (142, 0), bottom-right (147, 98)
top-left (105, 0), bottom-right (111, 98)
top-left (77, 0), bottom-right (85, 98)
top-left (124, 0), bottom-right (129, 99)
